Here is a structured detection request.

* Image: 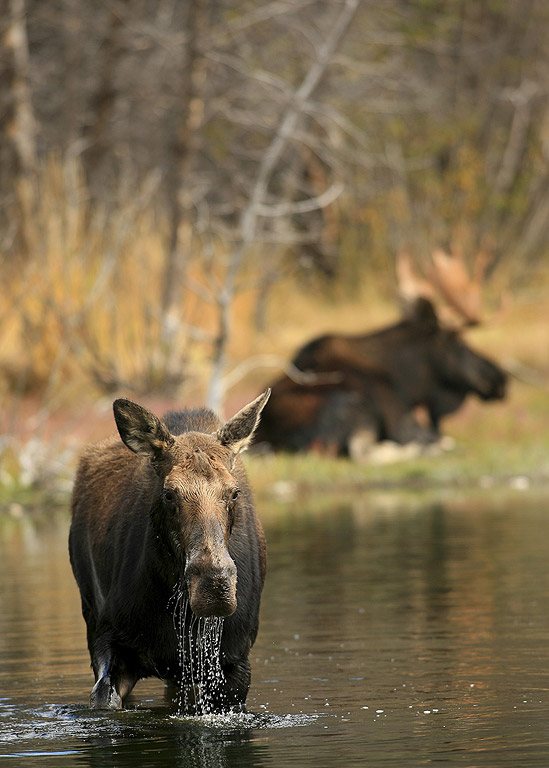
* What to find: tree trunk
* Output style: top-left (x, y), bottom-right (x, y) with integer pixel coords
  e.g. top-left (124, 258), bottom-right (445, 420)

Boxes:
top-left (161, 0), bottom-right (207, 324)
top-left (207, 0), bottom-right (360, 413)
top-left (0, 0), bottom-right (36, 249)
top-left (82, 0), bottom-right (127, 188)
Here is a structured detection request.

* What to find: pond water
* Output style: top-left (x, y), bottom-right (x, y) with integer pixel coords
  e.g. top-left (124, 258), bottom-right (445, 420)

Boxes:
top-left (1, 489), bottom-right (549, 766)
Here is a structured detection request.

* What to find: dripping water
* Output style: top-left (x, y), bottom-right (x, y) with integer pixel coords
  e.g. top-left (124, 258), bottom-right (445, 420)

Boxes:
top-left (170, 583), bottom-right (226, 716)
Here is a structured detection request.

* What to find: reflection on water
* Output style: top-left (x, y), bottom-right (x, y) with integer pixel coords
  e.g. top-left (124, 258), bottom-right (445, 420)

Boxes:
top-left (1, 492), bottom-right (549, 766)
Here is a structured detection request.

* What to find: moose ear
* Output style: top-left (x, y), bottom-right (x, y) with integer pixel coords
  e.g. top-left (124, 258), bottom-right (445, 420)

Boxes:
top-left (113, 399), bottom-right (174, 460)
top-left (409, 297), bottom-right (439, 332)
top-left (217, 389), bottom-right (271, 455)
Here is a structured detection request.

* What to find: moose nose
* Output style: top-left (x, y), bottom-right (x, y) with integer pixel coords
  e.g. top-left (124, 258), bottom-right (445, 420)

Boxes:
top-left (185, 556), bottom-right (237, 618)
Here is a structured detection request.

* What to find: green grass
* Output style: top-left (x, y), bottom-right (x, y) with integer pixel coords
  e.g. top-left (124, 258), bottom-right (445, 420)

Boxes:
top-left (0, 373), bottom-right (547, 515)
top-left (244, 382), bottom-right (549, 502)
top-left (245, 443), bottom-right (547, 500)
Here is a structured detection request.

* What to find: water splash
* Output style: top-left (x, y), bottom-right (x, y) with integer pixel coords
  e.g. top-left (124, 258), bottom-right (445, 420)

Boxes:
top-left (171, 584), bottom-right (226, 716)
top-left (174, 710), bottom-right (324, 730)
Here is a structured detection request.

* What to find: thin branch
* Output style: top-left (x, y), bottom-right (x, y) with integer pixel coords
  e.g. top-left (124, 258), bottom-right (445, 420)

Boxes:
top-left (207, 0), bottom-right (360, 412)
top-left (223, 0), bottom-right (318, 35)
top-left (240, 0), bottom-right (360, 247)
top-left (206, 51), bottom-right (293, 99)
top-left (221, 354), bottom-right (343, 392)
top-left (256, 182), bottom-right (344, 217)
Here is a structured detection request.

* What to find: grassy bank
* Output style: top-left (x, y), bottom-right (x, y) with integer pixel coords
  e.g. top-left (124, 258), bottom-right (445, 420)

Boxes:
top-left (0, 257), bottom-right (547, 513)
top-left (245, 426), bottom-right (549, 505)
top-left (242, 278), bottom-right (549, 501)
top-left (1, 378), bottom-right (547, 516)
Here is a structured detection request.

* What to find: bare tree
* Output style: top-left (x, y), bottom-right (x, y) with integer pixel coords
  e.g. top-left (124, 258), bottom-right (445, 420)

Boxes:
top-left (161, 0), bottom-right (207, 344)
top-left (0, 0), bottom-right (548, 408)
top-left (204, 0), bottom-right (359, 412)
top-left (0, 0), bottom-right (36, 246)
top-left (82, 0), bottom-right (128, 183)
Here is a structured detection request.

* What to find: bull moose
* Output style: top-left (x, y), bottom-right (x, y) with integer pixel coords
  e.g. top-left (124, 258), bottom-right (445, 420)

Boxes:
top-left (69, 390), bottom-right (270, 712)
top-left (254, 298), bottom-right (506, 455)
top-left (254, 362), bottom-right (427, 456)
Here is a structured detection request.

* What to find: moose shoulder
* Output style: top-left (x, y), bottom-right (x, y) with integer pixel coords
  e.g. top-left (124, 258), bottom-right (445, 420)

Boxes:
top-left (69, 390), bottom-right (270, 711)
top-left (293, 298), bottom-right (507, 436)
top-left (255, 299), bottom-right (507, 456)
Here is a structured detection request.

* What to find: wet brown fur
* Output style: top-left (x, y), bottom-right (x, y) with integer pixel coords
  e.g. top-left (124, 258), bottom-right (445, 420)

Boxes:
top-left (255, 299), bottom-right (507, 454)
top-left (69, 394), bottom-right (269, 712)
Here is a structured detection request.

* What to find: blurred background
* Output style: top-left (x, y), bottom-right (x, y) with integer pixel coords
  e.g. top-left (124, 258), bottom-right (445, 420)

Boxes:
top-left (0, 0), bottom-right (548, 500)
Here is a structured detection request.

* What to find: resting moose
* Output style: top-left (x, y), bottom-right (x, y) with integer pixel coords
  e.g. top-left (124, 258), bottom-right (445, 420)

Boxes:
top-left (254, 364), bottom-right (427, 456)
top-left (255, 299), bottom-right (506, 455)
top-left (69, 390), bottom-right (270, 711)
top-left (294, 298), bottom-right (507, 433)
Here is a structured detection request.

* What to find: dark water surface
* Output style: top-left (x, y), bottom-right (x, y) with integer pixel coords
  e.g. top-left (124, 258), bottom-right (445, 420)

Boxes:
top-left (1, 490), bottom-right (549, 767)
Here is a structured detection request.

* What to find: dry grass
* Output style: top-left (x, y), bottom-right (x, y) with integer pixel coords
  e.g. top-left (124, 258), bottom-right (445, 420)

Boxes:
top-left (0, 157), bottom-right (547, 502)
top-left (2, 157), bottom-right (548, 402)
top-left (242, 263), bottom-right (549, 498)
top-left (244, 380), bottom-right (549, 503)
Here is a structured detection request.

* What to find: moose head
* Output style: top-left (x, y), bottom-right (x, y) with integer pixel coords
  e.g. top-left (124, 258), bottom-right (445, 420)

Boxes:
top-left (112, 390), bottom-right (270, 618)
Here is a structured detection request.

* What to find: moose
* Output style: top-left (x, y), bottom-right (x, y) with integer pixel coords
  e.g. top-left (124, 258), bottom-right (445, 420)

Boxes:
top-left (254, 251), bottom-right (507, 456)
top-left (253, 361), bottom-right (427, 456)
top-left (69, 390), bottom-right (270, 711)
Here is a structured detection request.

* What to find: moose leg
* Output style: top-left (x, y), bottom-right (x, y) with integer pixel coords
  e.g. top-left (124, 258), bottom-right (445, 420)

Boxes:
top-left (376, 384), bottom-right (437, 445)
top-left (91, 668), bottom-right (122, 710)
top-left (219, 657), bottom-right (252, 712)
top-left (90, 642), bottom-right (138, 710)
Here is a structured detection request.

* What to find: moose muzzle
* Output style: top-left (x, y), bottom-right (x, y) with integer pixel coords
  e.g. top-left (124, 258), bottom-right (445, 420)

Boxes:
top-left (185, 551), bottom-right (237, 618)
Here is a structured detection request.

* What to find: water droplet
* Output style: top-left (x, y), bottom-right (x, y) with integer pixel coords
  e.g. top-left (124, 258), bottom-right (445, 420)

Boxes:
top-left (170, 583), bottom-right (227, 716)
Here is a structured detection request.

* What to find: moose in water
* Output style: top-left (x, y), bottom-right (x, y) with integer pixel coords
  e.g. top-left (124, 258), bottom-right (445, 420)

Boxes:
top-left (254, 250), bottom-right (507, 456)
top-left (69, 390), bottom-right (270, 712)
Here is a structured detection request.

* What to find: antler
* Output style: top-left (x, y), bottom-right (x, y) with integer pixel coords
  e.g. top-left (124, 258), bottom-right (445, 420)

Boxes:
top-left (395, 249), bottom-right (436, 307)
top-left (428, 247), bottom-right (487, 326)
top-left (395, 243), bottom-right (498, 328)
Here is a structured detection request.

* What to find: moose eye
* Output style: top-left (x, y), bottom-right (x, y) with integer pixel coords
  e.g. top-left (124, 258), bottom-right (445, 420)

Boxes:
top-left (230, 488), bottom-right (240, 503)
top-left (163, 488), bottom-right (176, 505)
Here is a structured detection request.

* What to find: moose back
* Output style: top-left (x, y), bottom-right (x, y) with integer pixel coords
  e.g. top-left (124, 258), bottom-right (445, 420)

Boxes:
top-left (69, 391), bottom-right (270, 711)
top-left (292, 298), bottom-right (507, 433)
top-left (254, 299), bottom-right (506, 455)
